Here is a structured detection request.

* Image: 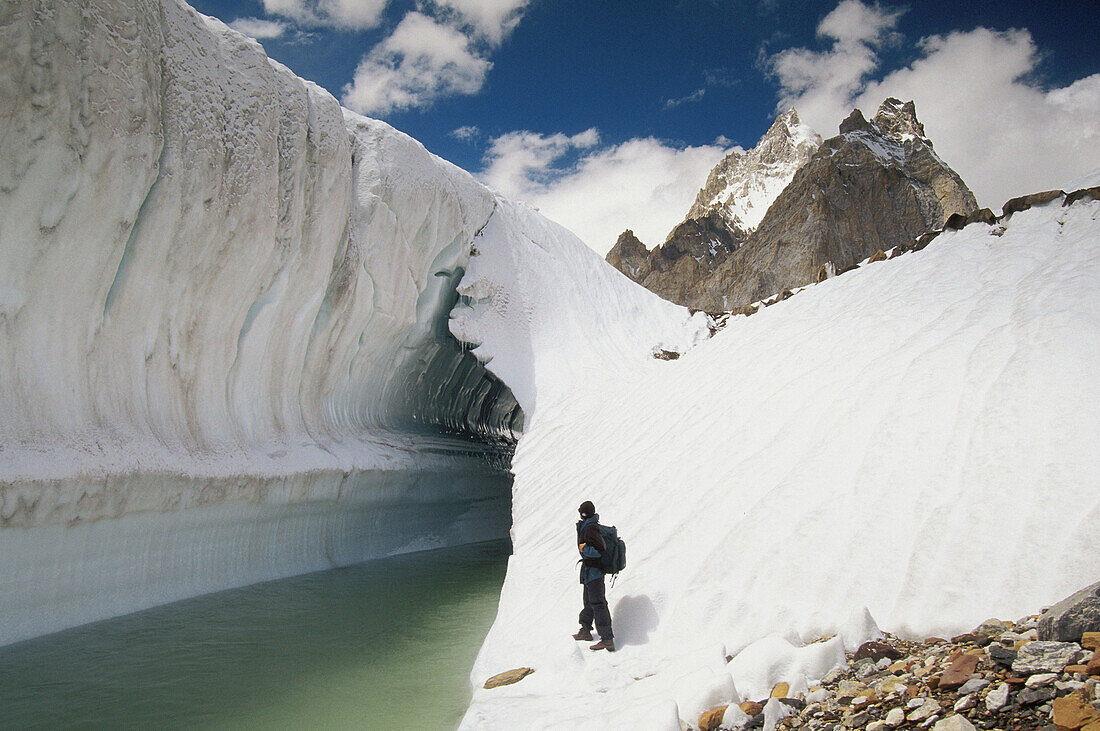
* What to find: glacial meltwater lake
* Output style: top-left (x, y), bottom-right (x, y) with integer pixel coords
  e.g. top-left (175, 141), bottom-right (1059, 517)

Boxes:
top-left (0, 539), bottom-right (510, 730)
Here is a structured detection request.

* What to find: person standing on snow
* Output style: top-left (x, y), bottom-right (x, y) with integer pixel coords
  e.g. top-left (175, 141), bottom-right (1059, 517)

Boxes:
top-left (572, 500), bottom-right (615, 651)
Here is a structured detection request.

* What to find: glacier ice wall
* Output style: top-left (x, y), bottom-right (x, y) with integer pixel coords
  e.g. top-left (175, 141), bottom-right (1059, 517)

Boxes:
top-left (0, 0), bottom-right (522, 644)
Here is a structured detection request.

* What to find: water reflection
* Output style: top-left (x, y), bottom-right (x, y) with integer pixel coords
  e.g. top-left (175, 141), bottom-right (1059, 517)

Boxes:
top-left (0, 540), bottom-right (510, 730)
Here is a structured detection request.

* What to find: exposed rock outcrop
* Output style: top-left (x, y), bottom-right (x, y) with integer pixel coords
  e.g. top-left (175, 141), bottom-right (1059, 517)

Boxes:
top-left (608, 99), bottom-right (979, 311)
top-left (605, 229), bottom-right (649, 279)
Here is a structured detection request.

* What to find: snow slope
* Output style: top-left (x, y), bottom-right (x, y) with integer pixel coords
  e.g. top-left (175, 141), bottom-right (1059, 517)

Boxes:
top-left (459, 198), bottom-right (1100, 729)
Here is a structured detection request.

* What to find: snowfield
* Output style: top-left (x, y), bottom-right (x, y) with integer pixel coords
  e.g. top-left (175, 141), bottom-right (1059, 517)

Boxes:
top-left (458, 198), bottom-right (1100, 729)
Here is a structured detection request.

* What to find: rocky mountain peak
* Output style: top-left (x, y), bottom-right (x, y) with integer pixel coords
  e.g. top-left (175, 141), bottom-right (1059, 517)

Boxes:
top-left (608, 99), bottom-right (979, 313)
top-left (872, 97), bottom-right (928, 141)
top-left (605, 229), bottom-right (649, 279)
top-left (684, 108), bottom-right (821, 233)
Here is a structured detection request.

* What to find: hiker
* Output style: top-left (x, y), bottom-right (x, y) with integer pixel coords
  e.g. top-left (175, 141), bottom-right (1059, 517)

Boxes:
top-left (572, 500), bottom-right (615, 651)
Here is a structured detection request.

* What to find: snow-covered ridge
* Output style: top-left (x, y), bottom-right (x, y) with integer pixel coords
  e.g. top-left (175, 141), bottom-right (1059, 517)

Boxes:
top-left (686, 109), bottom-right (821, 235)
top-left (459, 197), bottom-right (1100, 729)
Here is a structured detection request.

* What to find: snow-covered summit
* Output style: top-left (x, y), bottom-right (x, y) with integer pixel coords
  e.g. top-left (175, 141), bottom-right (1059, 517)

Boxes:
top-left (685, 109), bottom-right (821, 235)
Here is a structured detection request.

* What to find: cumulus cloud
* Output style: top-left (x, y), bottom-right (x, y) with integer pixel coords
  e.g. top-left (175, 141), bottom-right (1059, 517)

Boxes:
top-left (257, 0), bottom-right (387, 30)
top-left (431, 0), bottom-right (530, 44)
top-left (342, 12), bottom-right (491, 115)
top-left (766, 0), bottom-right (1100, 206)
top-left (480, 131), bottom-right (728, 255)
top-left (228, 17), bottom-right (288, 39)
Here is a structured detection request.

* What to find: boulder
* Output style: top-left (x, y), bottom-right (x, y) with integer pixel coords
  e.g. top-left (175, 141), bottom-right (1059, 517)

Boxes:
top-left (985, 683), bottom-right (1010, 711)
top-left (989, 645), bottom-right (1017, 666)
top-left (1038, 582), bottom-right (1100, 642)
top-left (966, 208), bottom-right (998, 226)
top-left (1013, 641), bottom-right (1082, 674)
top-left (939, 654), bottom-right (980, 690)
top-left (698, 705), bottom-right (729, 731)
top-left (1052, 691), bottom-right (1100, 730)
top-left (1064, 186), bottom-right (1100, 206)
top-left (482, 667), bottom-right (534, 689)
top-left (1082, 633), bottom-right (1100, 651)
top-left (740, 700), bottom-right (765, 716)
top-left (1087, 650), bottom-right (1100, 676)
top-left (933, 715), bottom-right (976, 731)
top-left (1002, 189), bottom-right (1065, 216)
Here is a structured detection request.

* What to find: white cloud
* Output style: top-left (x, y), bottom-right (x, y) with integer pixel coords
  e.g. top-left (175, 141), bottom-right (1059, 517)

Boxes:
top-left (480, 131), bottom-right (728, 256)
top-left (664, 88), bottom-right (707, 109)
top-left (766, 0), bottom-right (1100, 207)
top-left (342, 12), bottom-right (491, 115)
top-left (258, 0), bottom-right (387, 29)
top-left (450, 125), bottom-right (481, 142)
top-left (767, 0), bottom-right (901, 132)
top-left (431, 0), bottom-right (530, 44)
top-left (228, 17), bottom-right (288, 39)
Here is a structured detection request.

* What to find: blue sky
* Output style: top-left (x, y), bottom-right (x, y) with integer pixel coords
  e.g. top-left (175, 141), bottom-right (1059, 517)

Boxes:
top-left (193, 0), bottom-right (1100, 253)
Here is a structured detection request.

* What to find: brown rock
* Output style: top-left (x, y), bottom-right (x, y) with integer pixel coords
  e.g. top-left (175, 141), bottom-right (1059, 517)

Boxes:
top-left (868, 249), bottom-right (887, 263)
top-left (1082, 632), bottom-right (1100, 651)
top-left (1063, 186), bottom-right (1100, 207)
top-left (925, 637), bottom-right (949, 645)
top-left (772, 682), bottom-right (790, 698)
top-left (483, 667), bottom-right (534, 689)
top-left (699, 705), bottom-right (729, 731)
top-left (1065, 665), bottom-right (1089, 674)
top-left (1052, 691), bottom-right (1099, 729)
top-left (855, 641), bottom-right (905, 662)
top-left (939, 654), bottom-right (981, 690)
top-left (741, 701), bottom-right (765, 716)
top-left (1002, 189), bottom-right (1065, 216)
top-left (1087, 650), bottom-right (1100, 676)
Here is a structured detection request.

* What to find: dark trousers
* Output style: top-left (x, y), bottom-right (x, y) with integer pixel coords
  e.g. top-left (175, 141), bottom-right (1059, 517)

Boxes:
top-left (579, 577), bottom-right (614, 639)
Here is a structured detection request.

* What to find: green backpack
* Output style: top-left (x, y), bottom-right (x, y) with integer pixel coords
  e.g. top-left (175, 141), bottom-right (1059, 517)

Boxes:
top-left (597, 524), bottom-right (627, 577)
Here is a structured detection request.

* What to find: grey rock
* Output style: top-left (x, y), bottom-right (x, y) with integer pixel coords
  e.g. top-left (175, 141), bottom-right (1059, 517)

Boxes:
top-left (1012, 641), bottom-right (1082, 674)
top-left (908, 698), bottom-right (941, 722)
top-left (844, 710), bottom-right (870, 727)
top-left (988, 644), bottom-right (1017, 667)
top-left (933, 715), bottom-right (976, 731)
top-left (884, 707), bottom-right (906, 727)
top-left (1025, 673), bottom-right (1058, 688)
top-left (954, 694), bottom-right (977, 712)
top-left (867, 722), bottom-right (889, 731)
top-left (1016, 686), bottom-right (1055, 705)
top-left (957, 678), bottom-right (990, 695)
top-left (985, 683), bottom-right (1010, 711)
top-left (1037, 581), bottom-right (1100, 642)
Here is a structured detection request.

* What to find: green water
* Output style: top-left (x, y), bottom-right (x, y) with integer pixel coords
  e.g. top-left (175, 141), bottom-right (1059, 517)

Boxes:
top-left (0, 540), bottom-right (510, 730)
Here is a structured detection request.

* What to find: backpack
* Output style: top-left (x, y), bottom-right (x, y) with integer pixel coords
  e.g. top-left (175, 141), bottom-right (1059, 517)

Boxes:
top-left (597, 524), bottom-right (626, 577)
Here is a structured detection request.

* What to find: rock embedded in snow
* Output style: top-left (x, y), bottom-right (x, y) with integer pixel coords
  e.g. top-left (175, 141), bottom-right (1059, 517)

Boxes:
top-left (482, 667), bottom-right (534, 689)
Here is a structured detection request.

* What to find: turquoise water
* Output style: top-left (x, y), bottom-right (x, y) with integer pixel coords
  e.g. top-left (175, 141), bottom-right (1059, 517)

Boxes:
top-left (0, 540), bottom-right (510, 730)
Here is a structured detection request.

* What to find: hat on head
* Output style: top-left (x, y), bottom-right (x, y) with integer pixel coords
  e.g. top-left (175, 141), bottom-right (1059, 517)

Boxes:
top-left (578, 500), bottom-right (595, 518)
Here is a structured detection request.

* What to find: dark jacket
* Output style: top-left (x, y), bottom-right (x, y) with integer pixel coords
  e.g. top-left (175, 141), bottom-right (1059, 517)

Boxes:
top-left (576, 514), bottom-right (605, 584)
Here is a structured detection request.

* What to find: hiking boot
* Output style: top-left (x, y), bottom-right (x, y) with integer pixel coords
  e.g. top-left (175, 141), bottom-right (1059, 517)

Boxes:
top-left (572, 628), bottom-right (593, 641)
top-left (589, 639), bottom-right (615, 652)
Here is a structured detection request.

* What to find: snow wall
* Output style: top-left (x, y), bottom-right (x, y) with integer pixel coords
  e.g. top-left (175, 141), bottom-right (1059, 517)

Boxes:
top-left (0, 0), bottom-right (535, 645)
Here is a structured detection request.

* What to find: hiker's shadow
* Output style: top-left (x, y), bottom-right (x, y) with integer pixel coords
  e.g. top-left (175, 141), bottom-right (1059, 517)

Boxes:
top-left (612, 594), bottom-right (659, 647)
